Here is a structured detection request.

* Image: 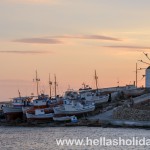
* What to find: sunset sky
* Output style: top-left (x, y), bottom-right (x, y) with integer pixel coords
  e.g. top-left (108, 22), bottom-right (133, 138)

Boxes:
top-left (0, 0), bottom-right (150, 101)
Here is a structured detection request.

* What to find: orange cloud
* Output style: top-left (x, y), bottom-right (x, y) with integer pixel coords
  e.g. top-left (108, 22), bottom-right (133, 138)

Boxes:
top-left (105, 45), bottom-right (150, 50)
top-left (0, 50), bottom-right (51, 54)
top-left (13, 34), bottom-right (121, 45)
top-left (54, 34), bottom-right (121, 41)
top-left (4, 0), bottom-right (58, 4)
top-left (13, 38), bottom-right (63, 44)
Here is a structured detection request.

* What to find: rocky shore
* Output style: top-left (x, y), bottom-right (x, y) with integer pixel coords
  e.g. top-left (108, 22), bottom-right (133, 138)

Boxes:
top-left (113, 106), bottom-right (150, 121)
top-left (0, 92), bottom-right (150, 129)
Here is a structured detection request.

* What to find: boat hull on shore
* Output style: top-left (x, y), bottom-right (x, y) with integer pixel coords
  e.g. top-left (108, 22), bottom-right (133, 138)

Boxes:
top-left (26, 113), bottom-right (54, 121)
top-left (53, 105), bottom-right (95, 115)
top-left (53, 114), bottom-right (72, 121)
top-left (2, 107), bottom-right (23, 121)
top-left (86, 95), bottom-right (109, 105)
top-left (26, 112), bottom-right (54, 121)
top-left (123, 89), bottom-right (145, 98)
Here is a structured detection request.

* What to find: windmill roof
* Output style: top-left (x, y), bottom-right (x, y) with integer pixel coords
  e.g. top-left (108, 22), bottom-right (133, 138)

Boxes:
top-left (147, 66), bottom-right (150, 69)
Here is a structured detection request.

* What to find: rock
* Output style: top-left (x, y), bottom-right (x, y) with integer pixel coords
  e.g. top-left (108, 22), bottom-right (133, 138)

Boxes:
top-left (113, 105), bottom-right (150, 121)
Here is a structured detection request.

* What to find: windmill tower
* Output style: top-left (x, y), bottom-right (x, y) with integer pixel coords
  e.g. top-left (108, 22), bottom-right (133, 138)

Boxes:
top-left (138, 52), bottom-right (150, 88)
top-left (146, 66), bottom-right (150, 88)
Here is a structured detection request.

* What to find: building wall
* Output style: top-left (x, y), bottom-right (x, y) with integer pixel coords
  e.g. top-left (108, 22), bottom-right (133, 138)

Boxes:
top-left (146, 68), bottom-right (150, 88)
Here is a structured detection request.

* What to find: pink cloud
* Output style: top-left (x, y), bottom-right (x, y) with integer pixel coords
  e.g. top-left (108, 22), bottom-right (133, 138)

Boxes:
top-left (105, 45), bottom-right (150, 49)
top-left (54, 34), bottom-right (121, 41)
top-left (13, 38), bottom-right (63, 44)
top-left (0, 50), bottom-right (51, 54)
top-left (3, 0), bottom-right (58, 4)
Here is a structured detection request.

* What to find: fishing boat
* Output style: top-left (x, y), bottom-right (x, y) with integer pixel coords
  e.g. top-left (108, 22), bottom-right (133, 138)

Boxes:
top-left (53, 115), bottom-right (77, 122)
top-left (53, 114), bottom-right (73, 122)
top-left (25, 96), bottom-right (62, 121)
top-left (25, 96), bottom-right (58, 121)
top-left (25, 94), bottom-right (56, 121)
top-left (2, 94), bottom-right (33, 121)
top-left (123, 88), bottom-right (145, 98)
top-left (26, 108), bottom-right (54, 121)
top-left (53, 99), bottom-right (95, 115)
top-left (22, 93), bottom-right (49, 118)
top-left (80, 89), bottom-right (109, 105)
top-left (26, 71), bottom-right (62, 121)
top-left (79, 71), bottom-right (109, 105)
top-left (64, 90), bottom-right (79, 100)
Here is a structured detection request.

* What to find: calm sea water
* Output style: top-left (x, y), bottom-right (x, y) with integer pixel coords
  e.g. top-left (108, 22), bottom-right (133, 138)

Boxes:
top-left (0, 126), bottom-right (149, 150)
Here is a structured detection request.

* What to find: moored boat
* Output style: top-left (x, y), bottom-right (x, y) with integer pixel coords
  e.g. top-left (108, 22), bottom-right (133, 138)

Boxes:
top-left (26, 109), bottom-right (54, 121)
top-left (2, 96), bottom-right (33, 121)
top-left (79, 71), bottom-right (109, 105)
top-left (80, 90), bottom-right (109, 105)
top-left (53, 114), bottom-right (73, 121)
top-left (26, 94), bottom-right (62, 121)
top-left (53, 99), bottom-right (95, 115)
top-left (123, 88), bottom-right (145, 98)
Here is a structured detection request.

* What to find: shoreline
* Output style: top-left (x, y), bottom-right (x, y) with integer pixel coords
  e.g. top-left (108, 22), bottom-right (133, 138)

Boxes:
top-left (0, 118), bottom-right (150, 130)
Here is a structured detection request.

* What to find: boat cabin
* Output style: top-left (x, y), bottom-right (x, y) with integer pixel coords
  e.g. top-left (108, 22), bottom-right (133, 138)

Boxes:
top-left (12, 97), bottom-right (32, 107)
top-left (35, 109), bottom-right (45, 115)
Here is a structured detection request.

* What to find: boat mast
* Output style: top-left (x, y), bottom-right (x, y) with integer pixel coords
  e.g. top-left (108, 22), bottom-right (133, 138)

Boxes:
top-left (49, 74), bottom-right (52, 98)
top-left (94, 70), bottom-right (98, 90)
top-left (35, 70), bottom-right (40, 96)
top-left (54, 74), bottom-right (57, 98)
top-left (82, 82), bottom-right (86, 89)
top-left (18, 90), bottom-right (21, 98)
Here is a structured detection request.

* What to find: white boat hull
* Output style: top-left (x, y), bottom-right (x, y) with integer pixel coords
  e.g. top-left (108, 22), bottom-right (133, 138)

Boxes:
top-left (2, 106), bottom-right (23, 121)
top-left (85, 95), bottom-right (109, 105)
top-left (123, 89), bottom-right (145, 97)
top-left (92, 95), bottom-right (109, 104)
top-left (2, 106), bottom-right (22, 114)
top-left (22, 106), bottom-right (33, 114)
top-left (53, 116), bottom-right (72, 121)
top-left (26, 112), bottom-right (54, 120)
top-left (53, 105), bottom-right (95, 115)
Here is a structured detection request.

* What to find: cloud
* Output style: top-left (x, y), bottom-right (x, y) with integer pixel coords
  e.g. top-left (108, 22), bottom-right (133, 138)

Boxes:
top-left (3, 0), bottom-right (58, 4)
top-left (0, 79), bottom-right (32, 83)
top-left (14, 34), bottom-right (121, 45)
top-left (54, 34), bottom-right (121, 41)
top-left (13, 38), bottom-right (63, 44)
top-left (105, 45), bottom-right (150, 50)
top-left (0, 50), bottom-right (50, 54)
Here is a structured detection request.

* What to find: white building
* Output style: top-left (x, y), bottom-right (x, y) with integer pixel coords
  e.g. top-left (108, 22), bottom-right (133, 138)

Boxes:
top-left (146, 66), bottom-right (150, 88)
